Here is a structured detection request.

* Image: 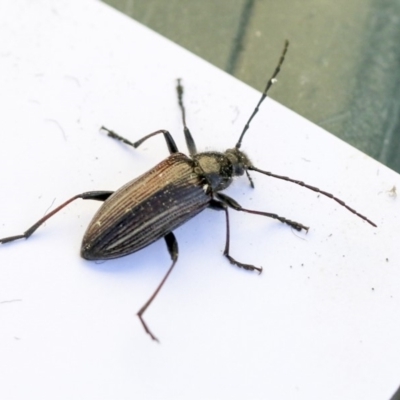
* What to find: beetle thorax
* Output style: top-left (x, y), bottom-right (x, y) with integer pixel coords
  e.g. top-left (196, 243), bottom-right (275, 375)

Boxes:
top-left (193, 149), bottom-right (252, 192)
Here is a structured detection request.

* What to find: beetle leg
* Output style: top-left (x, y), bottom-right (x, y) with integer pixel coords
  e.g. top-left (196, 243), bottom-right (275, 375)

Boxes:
top-left (209, 200), bottom-right (262, 273)
top-left (245, 169), bottom-right (255, 188)
top-left (176, 79), bottom-right (197, 156)
top-left (100, 126), bottom-right (179, 155)
top-left (0, 191), bottom-right (113, 244)
top-left (137, 232), bottom-right (179, 342)
top-left (216, 192), bottom-right (309, 232)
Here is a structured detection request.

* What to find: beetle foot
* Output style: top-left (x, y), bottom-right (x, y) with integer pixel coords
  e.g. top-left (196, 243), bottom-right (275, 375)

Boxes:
top-left (285, 219), bottom-right (309, 232)
top-left (289, 221), bottom-right (310, 233)
top-left (224, 253), bottom-right (262, 274)
top-left (137, 313), bottom-right (160, 343)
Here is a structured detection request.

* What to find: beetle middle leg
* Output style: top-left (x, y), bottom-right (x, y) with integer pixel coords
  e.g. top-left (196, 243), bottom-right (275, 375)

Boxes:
top-left (209, 199), bottom-right (262, 273)
top-left (137, 232), bottom-right (179, 342)
top-left (100, 126), bottom-right (179, 155)
top-left (0, 191), bottom-right (113, 244)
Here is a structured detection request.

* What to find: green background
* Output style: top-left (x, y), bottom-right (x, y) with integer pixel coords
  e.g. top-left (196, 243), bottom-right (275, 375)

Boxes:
top-left (103, 0), bottom-right (400, 174)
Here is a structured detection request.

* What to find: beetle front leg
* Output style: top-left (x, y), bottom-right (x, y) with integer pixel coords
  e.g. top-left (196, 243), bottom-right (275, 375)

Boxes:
top-left (137, 232), bottom-right (179, 342)
top-left (176, 79), bottom-right (197, 156)
top-left (0, 191), bottom-right (113, 244)
top-left (209, 200), bottom-right (262, 273)
top-left (216, 193), bottom-right (309, 232)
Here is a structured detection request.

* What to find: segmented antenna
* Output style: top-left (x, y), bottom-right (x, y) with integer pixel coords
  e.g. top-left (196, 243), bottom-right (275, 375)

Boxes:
top-left (235, 40), bottom-right (289, 149)
top-left (249, 166), bottom-right (377, 227)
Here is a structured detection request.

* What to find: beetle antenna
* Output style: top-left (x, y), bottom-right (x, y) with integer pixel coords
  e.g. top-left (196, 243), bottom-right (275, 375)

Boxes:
top-left (235, 40), bottom-right (289, 149)
top-left (248, 165), bottom-right (377, 227)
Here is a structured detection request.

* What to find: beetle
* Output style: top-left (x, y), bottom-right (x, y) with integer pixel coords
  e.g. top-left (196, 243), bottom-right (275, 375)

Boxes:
top-left (0, 41), bottom-right (376, 341)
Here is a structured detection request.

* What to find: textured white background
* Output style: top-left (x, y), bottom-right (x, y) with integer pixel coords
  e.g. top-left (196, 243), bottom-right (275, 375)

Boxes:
top-left (0, 1), bottom-right (399, 399)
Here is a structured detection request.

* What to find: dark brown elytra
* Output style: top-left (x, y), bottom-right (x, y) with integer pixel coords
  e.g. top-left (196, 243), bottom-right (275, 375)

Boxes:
top-left (0, 41), bottom-right (376, 342)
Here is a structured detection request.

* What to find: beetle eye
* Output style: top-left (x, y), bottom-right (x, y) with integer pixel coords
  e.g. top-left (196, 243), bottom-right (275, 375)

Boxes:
top-left (233, 164), bottom-right (244, 176)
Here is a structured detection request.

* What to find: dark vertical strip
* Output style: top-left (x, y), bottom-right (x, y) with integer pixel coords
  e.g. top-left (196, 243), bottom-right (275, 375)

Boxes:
top-left (390, 384), bottom-right (400, 400)
top-left (344, 0), bottom-right (400, 173)
top-left (225, 0), bottom-right (256, 75)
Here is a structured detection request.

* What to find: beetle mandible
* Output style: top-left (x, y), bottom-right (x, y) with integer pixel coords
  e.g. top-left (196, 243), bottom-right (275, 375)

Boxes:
top-left (0, 41), bottom-right (376, 341)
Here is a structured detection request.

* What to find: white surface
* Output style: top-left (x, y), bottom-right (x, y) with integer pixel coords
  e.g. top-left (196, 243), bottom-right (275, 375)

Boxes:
top-left (0, 1), bottom-right (399, 399)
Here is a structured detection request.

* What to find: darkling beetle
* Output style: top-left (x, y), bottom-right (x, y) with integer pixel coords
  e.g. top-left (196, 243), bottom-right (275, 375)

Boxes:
top-left (0, 41), bottom-right (376, 341)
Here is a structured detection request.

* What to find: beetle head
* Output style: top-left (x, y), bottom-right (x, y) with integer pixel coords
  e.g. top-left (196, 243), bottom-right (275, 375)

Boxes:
top-left (193, 149), bottom-right (252, 192)
top-left (225, 148), bottom-right (252, 176)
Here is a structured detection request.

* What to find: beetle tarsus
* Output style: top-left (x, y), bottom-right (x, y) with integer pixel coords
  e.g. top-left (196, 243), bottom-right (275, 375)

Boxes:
top-left (137, 313), bottom-right (160, 342)
top-left (101, 126), bottom-right (137, 147)
top-left (224, 253), bottom-right (262, 274)
top-left (280, 218), bottom-right (309, 232)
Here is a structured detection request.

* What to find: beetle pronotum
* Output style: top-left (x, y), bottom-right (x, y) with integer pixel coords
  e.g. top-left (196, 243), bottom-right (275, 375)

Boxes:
top-left (0, 41), bottom-right (376, 341)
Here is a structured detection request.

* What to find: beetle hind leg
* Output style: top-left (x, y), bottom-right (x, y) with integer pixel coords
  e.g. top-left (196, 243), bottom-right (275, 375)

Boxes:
top-left (0, 191), bottom-right (113, 245)
top-left (137, 232), bottom-right (179, 342)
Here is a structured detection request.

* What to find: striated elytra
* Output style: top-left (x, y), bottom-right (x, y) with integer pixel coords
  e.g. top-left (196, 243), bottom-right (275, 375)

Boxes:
top-left (0, 41), bottom-right (376, 341)
top-left (81, 153), bottom-right (209, 260)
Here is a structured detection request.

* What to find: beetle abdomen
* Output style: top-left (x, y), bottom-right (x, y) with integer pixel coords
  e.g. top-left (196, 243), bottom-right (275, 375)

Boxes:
top-left (81, 153), bottom-right (210, 260)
